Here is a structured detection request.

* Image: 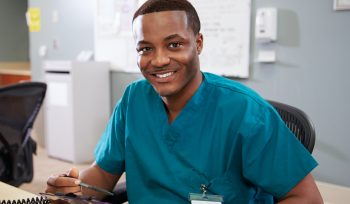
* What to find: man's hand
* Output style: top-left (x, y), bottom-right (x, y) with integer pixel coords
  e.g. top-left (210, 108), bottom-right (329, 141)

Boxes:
top-left (46, 167), bottom-right (81, 195)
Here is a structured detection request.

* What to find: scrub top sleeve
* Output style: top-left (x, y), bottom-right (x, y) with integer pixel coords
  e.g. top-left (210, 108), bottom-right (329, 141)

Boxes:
top-left (242, 106), bottom-right (318, 198)
top-left (94, 96), bottom-right (127, 175)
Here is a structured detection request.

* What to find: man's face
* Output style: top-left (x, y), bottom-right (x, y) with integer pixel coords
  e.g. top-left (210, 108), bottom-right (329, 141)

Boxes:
top-left (132, 11), bottom-right (203, 98)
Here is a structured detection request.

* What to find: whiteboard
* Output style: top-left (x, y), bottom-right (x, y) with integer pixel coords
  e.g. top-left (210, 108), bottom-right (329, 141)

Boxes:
top-left (94, 0), bottom-right (141, 73)
top-left (191, 0), bottom-right (251, 78)
top-left (94, 0), bottom-right (251, 78)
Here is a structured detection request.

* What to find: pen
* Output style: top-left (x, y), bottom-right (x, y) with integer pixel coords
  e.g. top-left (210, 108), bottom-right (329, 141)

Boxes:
top-left (79, 182), bottom-right (114, 196)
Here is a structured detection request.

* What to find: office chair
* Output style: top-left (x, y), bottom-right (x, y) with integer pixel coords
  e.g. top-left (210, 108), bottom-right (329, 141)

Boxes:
top-left (0, 82), bottom-right (47, 187)
top-left (103, 100), bottom-right (316, 203)
top-left (267, 100), bottom-right (315, 153)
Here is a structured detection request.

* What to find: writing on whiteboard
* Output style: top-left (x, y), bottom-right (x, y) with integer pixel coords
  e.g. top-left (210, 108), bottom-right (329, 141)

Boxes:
top-left (191, 0), bottom-right (251, 78)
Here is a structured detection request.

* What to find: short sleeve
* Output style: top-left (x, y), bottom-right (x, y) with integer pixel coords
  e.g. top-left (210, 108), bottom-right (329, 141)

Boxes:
top-left (94, 88), bottom-right (129, 175)
top-left (241, 104), bottom-right (318, 198)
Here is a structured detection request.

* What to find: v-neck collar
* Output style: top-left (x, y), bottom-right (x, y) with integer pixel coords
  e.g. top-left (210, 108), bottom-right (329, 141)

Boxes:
top-left (156, 73), bottom-right (208, 128)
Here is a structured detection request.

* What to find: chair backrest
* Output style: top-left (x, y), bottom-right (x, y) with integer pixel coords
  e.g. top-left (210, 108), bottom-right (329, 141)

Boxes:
top-left (267, 100), bottom-right (315, 153)
top-left (0, 82), bottom-right (47, 186)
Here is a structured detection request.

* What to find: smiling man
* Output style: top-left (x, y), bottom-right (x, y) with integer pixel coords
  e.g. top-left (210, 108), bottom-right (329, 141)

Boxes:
top-left (46, 0), bottom-right (323, 203)
top-left (133, 9), bottom-right (203, 122)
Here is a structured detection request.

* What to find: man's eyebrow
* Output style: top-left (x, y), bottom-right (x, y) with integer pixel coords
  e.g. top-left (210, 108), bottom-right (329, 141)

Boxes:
top-left (136, 40), bottom-right (151, 46)
top-left (136, 34), bottom-right (186, 46)
top-left (164, 34), bottom-right (186, 41)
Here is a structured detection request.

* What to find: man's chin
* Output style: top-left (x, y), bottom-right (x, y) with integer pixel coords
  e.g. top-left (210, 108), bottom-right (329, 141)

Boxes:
top-left (157, 90), bottom-right (172, 97)
top-left (154, 87), bottom-right (176, 97)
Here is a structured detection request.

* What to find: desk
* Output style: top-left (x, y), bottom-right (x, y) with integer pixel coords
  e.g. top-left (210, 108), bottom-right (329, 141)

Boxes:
top-left (316, 181), bottom-right (350, 204)
top-left (0, 181), bottom-right (38, 200)
top-left (2, 181), bottom-right (350, 203)
top-left (0, 62), bottom-right (31, 86)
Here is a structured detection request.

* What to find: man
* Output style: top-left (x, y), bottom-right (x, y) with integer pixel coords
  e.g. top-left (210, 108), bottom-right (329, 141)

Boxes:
top-left (46, 0), bottom-right (323, 203)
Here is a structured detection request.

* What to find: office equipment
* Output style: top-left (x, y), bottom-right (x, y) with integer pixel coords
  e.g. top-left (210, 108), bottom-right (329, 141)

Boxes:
top-left (0, 181), bottom-right (48, 203)
top-left (0, 82), bottom-right (46, 186)
top-left (256, 50), bottom-right (276, 63)
top-left (255, 7), bottom-right (278, 63)
top-left (255, 8), bottom-right (277, 43)
top-left (44, 61), bottom-right (110, 164)
top-left (334, 0), bottom-right (350, 10)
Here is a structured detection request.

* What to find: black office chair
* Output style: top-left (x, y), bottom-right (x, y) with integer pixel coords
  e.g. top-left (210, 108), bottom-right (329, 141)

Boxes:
top-left (267, 100), bottom-right (315, 153)
top-left (0, 82), bottom-right (47, 187)
top-left (104, 100), bottom-right (316, 203)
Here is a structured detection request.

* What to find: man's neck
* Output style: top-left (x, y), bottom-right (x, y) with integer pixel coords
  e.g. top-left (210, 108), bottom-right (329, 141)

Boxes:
top-left (162, 73), bottom-right (203, 123)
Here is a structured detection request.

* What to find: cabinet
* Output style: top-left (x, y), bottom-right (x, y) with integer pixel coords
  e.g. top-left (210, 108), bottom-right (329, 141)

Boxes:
top-left (44, 61), bottom-right (110, 164)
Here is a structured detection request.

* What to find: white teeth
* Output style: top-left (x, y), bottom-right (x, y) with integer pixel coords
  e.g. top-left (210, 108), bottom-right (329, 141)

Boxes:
top-left (156, 72), bottom-right (174, 78)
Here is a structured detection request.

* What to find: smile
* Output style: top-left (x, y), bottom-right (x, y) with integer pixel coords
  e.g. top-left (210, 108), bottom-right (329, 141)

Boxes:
top-left (155, 72), bottom-right (174, 78)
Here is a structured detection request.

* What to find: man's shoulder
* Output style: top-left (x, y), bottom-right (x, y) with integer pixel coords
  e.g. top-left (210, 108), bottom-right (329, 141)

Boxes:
top-left (126, 78), bottom-right (152, 93)
top-left (203, 72), bottom-right (262, 101)
top-left (129, 78), bottom-right (149, 87)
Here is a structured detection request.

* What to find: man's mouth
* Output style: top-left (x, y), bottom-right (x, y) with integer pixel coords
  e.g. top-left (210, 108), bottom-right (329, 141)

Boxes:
top-left (154, 71), bottom-right (174, 78)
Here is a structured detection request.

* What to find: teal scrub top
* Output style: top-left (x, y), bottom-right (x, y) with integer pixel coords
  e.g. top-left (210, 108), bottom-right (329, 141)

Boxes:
top-left (95, 72), bottom-right (318, 203)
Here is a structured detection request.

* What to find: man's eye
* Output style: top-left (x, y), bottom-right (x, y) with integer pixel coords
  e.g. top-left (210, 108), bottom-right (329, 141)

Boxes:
top-left (137, 47), bottom-right (152, 55)
top-left (169, 42), bottom-right (181, 49)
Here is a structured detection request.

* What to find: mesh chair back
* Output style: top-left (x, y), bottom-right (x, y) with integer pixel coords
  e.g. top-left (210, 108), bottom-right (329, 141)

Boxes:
top-left (268, 100), bottom-right (315, 153)
top-left (0, 82), bottom-right (47, 186)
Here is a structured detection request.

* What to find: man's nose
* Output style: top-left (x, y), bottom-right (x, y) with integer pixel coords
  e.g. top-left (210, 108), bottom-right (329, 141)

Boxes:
top-left (151, 49), bottom-right (170, 68)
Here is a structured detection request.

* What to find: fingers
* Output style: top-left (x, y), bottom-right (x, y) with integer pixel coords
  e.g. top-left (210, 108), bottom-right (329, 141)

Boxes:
top-left (45, 183), bottom-right (81, 194)
top-left (45, 167), bottom-right (81, 195)
top-left (47, 174), bottom-right (79, 186)
top-left (67, 167), bottom-right (79, 178)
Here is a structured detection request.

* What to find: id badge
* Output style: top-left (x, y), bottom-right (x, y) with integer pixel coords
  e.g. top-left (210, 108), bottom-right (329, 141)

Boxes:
top-left (189, 193), bottom-right (223, 204)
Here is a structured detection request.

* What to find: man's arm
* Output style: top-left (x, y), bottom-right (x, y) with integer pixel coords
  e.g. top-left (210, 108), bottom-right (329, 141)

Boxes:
top-left (278, 173), bottom-right (323, 204)
top-left (46, 161), bottom-right (121, 200)
top-left (79, 162), bottom-right (120, 199)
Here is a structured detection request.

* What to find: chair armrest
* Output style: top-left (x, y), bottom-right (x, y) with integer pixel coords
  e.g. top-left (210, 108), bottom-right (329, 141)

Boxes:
top-left (103, 181), bottom-right (128, 203)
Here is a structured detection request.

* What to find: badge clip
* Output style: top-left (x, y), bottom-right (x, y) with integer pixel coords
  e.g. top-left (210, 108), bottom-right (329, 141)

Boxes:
top-left (189, 184), bottom-right (223, 203)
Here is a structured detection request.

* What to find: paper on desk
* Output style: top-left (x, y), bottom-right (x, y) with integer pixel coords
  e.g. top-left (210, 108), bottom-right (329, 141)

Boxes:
top-left (0, 182), bottom-right (38, 200)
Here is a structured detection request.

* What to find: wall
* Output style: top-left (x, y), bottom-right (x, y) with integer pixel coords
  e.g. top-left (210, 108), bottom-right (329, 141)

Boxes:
top-left (0, 0), bottom-right (28, 61)
top-left (243, 0), bottom-right (350, 187)
top-left (28, 0), bottom-right (94, 80)
top-left (28, 0), bottom-right (350, 187)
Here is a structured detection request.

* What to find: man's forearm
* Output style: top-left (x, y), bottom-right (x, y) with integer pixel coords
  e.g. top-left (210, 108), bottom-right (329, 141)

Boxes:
top-left (277, 174), bottom-right (323, 204)
top-left (79, 162), bottom-right (120, 200)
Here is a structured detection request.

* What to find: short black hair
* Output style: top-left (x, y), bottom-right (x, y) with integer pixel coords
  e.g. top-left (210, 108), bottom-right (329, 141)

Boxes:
top-left (133, 0), bottom-right (201, 35)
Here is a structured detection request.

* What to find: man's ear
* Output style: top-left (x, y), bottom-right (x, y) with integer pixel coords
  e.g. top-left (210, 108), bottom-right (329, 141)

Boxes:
top-left (196, 33), bottom-right (203, 54)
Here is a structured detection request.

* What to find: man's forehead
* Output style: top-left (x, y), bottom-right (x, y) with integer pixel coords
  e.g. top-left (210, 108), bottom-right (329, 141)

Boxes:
top-left (133, 10), bottom-right (187, 24)
top-left (132, 10), bottom-right (189, 37)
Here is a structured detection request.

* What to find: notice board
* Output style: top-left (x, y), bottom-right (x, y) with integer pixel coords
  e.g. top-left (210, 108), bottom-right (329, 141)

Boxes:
top-left (94, 0), bottom-right (251, 78)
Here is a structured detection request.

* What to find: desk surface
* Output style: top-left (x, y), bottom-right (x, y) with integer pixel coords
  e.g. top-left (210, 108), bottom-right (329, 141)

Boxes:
top-left (0, 62), bottom-right (31, 76)
top-left (316, 181), bottom-right (350, 204)
top-left (0, 182), bottom-right (38, 200)
top-left (2, 181), bottom-right (350, 202)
